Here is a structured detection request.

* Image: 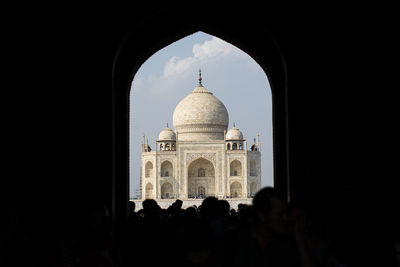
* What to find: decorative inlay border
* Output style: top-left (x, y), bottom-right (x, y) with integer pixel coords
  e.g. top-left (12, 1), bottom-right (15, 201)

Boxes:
top-left (175, 124), bottom-right (227, 133)
top-left (186, 153), bottom-right (216, 165)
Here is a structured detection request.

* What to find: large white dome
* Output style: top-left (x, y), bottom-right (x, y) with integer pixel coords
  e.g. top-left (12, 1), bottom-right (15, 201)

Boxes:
top-left (173, 83), bottom-right (229, 141)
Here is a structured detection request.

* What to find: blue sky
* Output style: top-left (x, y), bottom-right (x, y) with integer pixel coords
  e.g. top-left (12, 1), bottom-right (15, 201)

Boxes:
top-left (129, 31), bottom-right (273, 198)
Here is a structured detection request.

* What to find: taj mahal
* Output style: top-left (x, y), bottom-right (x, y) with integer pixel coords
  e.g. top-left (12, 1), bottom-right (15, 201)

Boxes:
top-left (139, 71), bottom-right (261, 205)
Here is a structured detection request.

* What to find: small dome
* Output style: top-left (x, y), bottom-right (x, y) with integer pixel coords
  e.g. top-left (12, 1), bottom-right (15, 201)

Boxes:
top-left (226, 126), bottom-right (243, 140)
top-left (158, 127), bottom-right (176, 141)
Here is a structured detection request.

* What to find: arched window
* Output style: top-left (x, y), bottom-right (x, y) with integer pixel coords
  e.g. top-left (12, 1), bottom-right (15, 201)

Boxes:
top-left (230, 182), bottom-right (242, 198)
top-left (227, 143), bottom-right (231, 150)
top-left (161, 160), bottom-right (173, 177)
top-left (145, 161), bottom-right (153, 177)
top-left (160, 144), bottom-right (163, 150)
top-left (230, 160), bottom-right (242, 176)
top-left (232, 143), bottom-right (237, 150)
top-left (171, 143), bottom-right (175, 151)
top-left (198, 168), bottom-right (205, 177)
top-left (239, 143), bottom-right (243, 150)
top-left (165, 143), bottom-right (170, 151)
top-left (250, 160), bottom-right (257, 176)
top-left (161, 182), bottom-right (173, 199)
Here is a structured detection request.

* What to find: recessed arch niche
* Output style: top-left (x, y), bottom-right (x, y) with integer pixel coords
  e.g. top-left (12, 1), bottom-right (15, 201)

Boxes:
top-left (187, 158), bottom-right (215, 198)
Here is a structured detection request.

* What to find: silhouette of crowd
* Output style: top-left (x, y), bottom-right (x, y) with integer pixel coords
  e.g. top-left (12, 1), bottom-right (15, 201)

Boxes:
top-left (122, 188), bottom-right (329, 267)
top-left (30, 187), bottom-right (399, 267)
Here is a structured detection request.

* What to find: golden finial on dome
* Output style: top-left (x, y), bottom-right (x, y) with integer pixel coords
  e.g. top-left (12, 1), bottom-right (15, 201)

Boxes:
top-left (198, 69), bottom-right (202, 86)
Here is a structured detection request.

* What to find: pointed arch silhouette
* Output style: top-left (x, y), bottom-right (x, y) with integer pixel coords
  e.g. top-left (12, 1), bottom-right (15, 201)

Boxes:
top-left (112, 9), bottom-right (290, 233)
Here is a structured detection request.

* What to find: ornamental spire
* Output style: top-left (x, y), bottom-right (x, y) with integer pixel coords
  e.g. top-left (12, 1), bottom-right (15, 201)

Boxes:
top-left (198, 69), bottom-right (202, 86)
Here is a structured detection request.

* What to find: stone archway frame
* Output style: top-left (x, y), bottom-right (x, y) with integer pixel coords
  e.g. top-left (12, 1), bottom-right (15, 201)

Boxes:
top-left (112, 7), bottom-right (289, 238)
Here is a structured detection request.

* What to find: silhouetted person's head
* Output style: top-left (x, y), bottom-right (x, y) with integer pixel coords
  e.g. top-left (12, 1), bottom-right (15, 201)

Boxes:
top-left (200, 196), bottom-right (219, 219)
top-left (174, 199), bottom-right (183, 209)
top-left (168, 201), bottom-right (182, 214)
top-left (217, 199), bottom-right (230, 218)
top-left (253, 187), bottom-right (288, 235)
top-left (142, 199), bottom-right (160, 215)
top-left (237, 203), bottom-right (246, 212)
top-left (230, 208), bottom-right (237, 216)
top-left (185, 206), bottom-right (198, 220)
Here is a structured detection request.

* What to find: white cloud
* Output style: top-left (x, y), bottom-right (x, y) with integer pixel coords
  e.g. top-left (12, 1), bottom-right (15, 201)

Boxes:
top-left (131, 35), bottom-right (254, 101)
top-left (163, 37), bottom-right (243, 78)
top-left (194, 37), bottom-right (239, 58)
top-left (163, 56), bottom-right (196, 77)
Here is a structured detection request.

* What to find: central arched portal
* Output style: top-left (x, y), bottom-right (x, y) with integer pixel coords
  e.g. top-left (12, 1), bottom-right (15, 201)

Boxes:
top-left (188, 158), bottom-right (215, 198)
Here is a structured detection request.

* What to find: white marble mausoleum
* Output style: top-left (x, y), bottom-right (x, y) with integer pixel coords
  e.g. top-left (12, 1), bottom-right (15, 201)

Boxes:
top-left (140, 71), bottom-right (261, 200)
